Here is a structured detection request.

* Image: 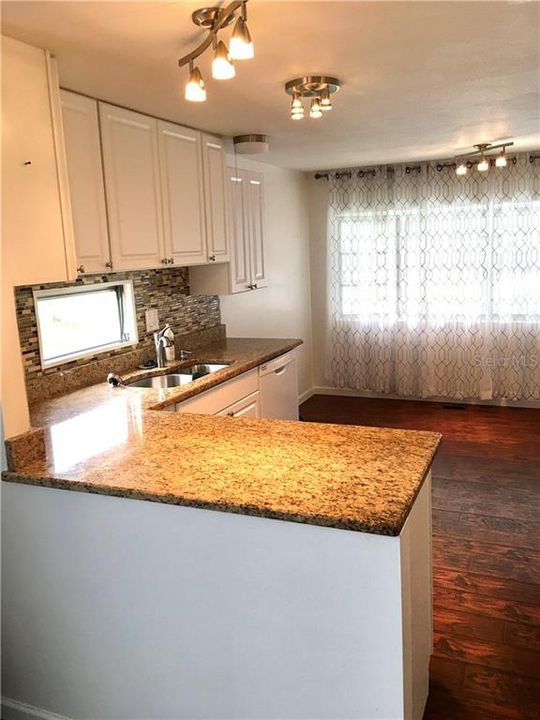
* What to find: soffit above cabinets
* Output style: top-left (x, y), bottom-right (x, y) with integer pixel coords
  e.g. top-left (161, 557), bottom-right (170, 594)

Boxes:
top-left (2, 1), bottom-right (540, 170)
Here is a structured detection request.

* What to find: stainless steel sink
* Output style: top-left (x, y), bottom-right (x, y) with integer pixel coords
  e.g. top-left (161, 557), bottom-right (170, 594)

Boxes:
top-left (127, 374), bottom-right (191, 389)
top-left (178, 363), bottom-right (229, 377)
top-left (127, 363), bottom-right (229, 389)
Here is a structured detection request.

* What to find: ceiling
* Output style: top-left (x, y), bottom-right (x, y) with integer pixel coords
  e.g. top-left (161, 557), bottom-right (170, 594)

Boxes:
top-left (2, 1), bottom-right (539, 171)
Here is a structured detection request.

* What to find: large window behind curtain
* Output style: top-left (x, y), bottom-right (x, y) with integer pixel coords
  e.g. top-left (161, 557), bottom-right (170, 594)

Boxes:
top-left (326, 154), bottom-right (540, 401)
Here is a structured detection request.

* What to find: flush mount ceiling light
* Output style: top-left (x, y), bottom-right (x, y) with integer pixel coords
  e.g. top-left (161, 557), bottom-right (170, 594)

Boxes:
top-left (233, 134), bottom-right (269, 154)
top-left (451, 141), bottom-right (514, 176)
top-left (179, 1), bottom-right (254, 102)
top-left (284, 76), bottom-right (341, 120)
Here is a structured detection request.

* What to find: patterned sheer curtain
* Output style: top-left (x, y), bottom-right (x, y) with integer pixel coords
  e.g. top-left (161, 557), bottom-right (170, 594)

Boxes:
top-left (325, 153), bottom-right (540, 402)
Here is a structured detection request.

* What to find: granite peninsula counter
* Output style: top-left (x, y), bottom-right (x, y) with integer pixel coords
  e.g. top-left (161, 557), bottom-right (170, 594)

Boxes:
top-left (2, 337), bottom-right (441, 720)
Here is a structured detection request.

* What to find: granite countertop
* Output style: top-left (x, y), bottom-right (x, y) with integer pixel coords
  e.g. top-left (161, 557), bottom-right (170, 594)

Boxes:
top-left (3, 337), bottom-right (441, 536)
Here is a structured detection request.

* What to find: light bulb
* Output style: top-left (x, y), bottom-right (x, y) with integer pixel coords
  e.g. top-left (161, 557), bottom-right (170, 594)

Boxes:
top-left (185, 65), bottom-right (206, 102)
top-left (320, 88), bottom-right (332, 110)
top-left (212, 40), bottom-right (235, 80)
top-left (455, 162), bottom-right (467, 176)
top-left (291, 92), bottom-right (303, 111)
top-left (291, 110), bottom-right (304, 120)
top-left (310, 98), bottom-right (322, 119)
top-left (477, 157), bottom-right (489, 172)
top-left (229, 17), bottom-right (254, 60)
top-left (495, 150), bottom-right (507, 168)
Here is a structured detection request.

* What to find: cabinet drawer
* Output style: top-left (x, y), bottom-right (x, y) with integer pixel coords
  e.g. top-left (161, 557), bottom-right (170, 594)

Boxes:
top-left (176, 369), bottom-right (258, 415)
top-left (216, 391), bottom-right (260, 419)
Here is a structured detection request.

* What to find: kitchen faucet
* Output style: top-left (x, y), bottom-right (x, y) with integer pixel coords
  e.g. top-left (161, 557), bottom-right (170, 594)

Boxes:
top-left (154, 324), bottom-right (172, 368)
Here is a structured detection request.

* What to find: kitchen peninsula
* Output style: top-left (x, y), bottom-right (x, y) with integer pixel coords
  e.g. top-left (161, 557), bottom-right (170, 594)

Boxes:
top-left (3, 338), bottom-right (440, 720)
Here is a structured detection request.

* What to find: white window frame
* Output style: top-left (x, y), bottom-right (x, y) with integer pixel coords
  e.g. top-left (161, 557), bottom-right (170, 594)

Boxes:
top-left (34, 280), bottom-right (139, 369)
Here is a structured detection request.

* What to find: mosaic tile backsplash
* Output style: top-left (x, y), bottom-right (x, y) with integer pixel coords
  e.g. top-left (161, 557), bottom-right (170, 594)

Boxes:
top-left (16, 267), bottom-right (223, 403)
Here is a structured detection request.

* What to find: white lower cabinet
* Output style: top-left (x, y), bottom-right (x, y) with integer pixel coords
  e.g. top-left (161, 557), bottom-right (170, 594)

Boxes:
top-left (176, 369), bottom-right (259, 415)
top-left (217, 391), bottom-right (261, 418)
top-left (175, 352), bottom-right (298, 418)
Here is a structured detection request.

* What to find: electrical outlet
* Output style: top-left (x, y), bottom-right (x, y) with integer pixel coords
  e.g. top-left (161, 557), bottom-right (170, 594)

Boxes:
top-left (145, 308), bottom-right (159, 333)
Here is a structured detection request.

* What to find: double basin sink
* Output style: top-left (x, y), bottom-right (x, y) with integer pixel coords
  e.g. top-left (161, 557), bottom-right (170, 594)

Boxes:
top-left (127, 363), bottom-right (229, 390)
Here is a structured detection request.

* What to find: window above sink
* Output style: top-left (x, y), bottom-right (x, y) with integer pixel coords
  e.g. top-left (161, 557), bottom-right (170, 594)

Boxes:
top-left (34, 280), bottom-right (138, 368)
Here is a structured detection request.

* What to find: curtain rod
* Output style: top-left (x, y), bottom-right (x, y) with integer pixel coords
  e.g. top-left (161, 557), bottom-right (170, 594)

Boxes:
top-left (313, 153), bottom-right (539, 179)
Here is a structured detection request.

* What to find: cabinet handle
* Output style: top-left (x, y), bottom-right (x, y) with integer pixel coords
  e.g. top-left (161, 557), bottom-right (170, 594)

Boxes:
top-left (105, 261), bottom-right (113, 270)
top-left (24, 160), bottom-right (32, 166)
top-left (209, 254), bottom-right (216, 262)
top-left (77, 265), bottom-right (85, 274)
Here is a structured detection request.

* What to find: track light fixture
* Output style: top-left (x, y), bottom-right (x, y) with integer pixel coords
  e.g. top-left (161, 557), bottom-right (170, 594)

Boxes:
top-left (285, 76), bottom-right (341, 120)
top-left (179, 1), bottom-right (254, 102)
top-left (453, 142), bottom-right (514, 176)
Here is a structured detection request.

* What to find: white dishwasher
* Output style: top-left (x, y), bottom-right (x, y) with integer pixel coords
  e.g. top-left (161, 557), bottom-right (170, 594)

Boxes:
top-left (258, 350), bottom-right (299, 420)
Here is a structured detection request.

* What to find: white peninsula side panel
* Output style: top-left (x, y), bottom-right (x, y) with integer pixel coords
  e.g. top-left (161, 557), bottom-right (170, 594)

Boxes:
top-left (2, 476), bottom-right (432, 720)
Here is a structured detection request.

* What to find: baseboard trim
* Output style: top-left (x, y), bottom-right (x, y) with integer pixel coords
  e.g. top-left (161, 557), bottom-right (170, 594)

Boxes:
top-left (311, 386), bottom-right (540, 409)
top-left (298, 387), bottom-right (314, 405)
top-left (1, 697), bottom-right (72, 720)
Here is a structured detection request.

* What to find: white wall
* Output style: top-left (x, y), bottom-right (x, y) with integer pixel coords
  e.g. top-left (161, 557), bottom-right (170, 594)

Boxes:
top-left (2, 480), bottom-right (433, 720)
top-left (306, 175), bottom-right (330, 388)
top-left (220, 156), bottom-right (313, 399)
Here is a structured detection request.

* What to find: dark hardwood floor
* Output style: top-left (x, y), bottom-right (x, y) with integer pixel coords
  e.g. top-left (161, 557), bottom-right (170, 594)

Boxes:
top-left (299, 395), bottom-right (540, 720)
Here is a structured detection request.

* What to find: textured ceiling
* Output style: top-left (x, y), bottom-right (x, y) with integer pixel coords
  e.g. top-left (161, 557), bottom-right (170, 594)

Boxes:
top-left (2, 1), bottom-right (539, 170)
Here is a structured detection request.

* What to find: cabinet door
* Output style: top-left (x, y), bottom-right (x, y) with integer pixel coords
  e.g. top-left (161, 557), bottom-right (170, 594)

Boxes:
top-left (61, 91), bottom-right (110, 275)
top-left (2, 37), bottom-right (76, 285)
top-left (227, 169), bottom-right (251, 292)
top-left (246, 170), bottom-right (267, 288)
top-left (99, 103), bottom-right (165, 270)
top-left (202, 134), bottom-right (229, 262)
top-left (217, 391), bottom-right (261, 418)
top-left (158, 121), bottom-right (207, 266)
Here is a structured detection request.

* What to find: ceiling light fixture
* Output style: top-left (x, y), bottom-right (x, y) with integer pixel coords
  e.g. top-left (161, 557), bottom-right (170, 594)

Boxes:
top-left (179, 1), bottom-right (254, 102)
top-left (284, 76), bottom-right (341, 121)
top-left (453, 141), bottom-right (514, 176)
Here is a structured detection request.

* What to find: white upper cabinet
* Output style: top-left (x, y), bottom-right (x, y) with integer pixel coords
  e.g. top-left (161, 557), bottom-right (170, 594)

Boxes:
top-left (61, 90), bottom-right (111, 275)
top-left (2, 36), bottom-right (76, 285)
top-left (227, 171), bottom-right (250, 292)
top-left (245, 170), bottom-right (267, 289)
top-left (157, 120), bottom-right (207, 266)
top-left (202, 134), bottom-right (229, 262)
top-left (189, 166), bottom-right (266, 296)
top-left (99, 103), bottom-right (165, 270)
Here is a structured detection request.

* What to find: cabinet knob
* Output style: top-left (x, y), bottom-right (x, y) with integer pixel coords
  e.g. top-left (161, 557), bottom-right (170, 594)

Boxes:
top-left (253, 283), bottom-right (258, 289)
top-left (105, 261), bottom-right (113, 270)
top-left (209, 254), bottom-right (216, 262)
top-left (227, 411), bottom-right (235, 417)
top-left (161, 258), bottom-right (169, 265)
top-left (77, 265), bottom-right (85, 274)
top-left (24, 160), bottom-right (32, 166)
top-left (169, 258), bottom-right (175, 265)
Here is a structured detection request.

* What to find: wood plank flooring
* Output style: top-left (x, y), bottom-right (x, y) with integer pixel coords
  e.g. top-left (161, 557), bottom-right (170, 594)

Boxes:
top-left (299, 395), bottom-right (540, 719)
